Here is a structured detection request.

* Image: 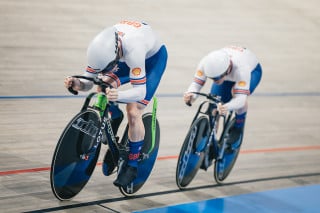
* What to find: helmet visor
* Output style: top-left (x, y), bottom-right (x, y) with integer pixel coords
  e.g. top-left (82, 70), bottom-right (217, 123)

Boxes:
top-left (101, 52), bottom-right (120, 73)
top-left (101, 59), bottom-right (118, 73)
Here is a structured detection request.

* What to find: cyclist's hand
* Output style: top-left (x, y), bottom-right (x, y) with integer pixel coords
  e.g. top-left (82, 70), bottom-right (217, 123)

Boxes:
top-left (106, 88), bottom-right (118, 101)
top-left (64, 76), bottom-right (74, 88)
top-left (64, 76), bottom-right (81, 90)
top-left (183, 92), bottom-right (194, 106)
top-left (217, 103), bottom-right (228, 115)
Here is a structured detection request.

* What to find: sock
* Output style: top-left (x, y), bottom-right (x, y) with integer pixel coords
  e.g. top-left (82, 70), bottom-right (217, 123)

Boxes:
top-left (235, 112), bottom-right (247, 129)
top-left (127, 140), bottom-right (144, 168)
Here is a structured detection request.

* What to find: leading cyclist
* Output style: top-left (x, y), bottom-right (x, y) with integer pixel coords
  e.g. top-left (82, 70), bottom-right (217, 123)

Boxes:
top-left (64, 20), bottom-right (168, 187)
top-left (184, 46), bottom-right (262, 146)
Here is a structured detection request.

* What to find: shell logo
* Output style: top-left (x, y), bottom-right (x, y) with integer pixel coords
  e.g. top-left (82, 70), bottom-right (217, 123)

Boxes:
top-left (238, 81), bottom-right (246, 87)
top-left (196, 70), bottom-right (203, 77)
top-left (132, 68), bottom-right (141, 76)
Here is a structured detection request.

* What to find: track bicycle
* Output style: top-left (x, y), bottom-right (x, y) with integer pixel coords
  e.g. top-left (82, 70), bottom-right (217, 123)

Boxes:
top-left (176, 92), bottom-right (243, 189)
top-left (50, 76), bottom-right (160, 200)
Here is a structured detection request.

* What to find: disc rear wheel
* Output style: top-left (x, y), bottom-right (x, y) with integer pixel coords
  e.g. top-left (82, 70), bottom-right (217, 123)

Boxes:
top-left (119, 113), bottom-right (160, 196)
top-left (214, 118), bottom-right (242, 184)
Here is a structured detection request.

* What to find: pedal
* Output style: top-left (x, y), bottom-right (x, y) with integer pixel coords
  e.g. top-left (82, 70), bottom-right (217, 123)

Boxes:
top-left (200, 157), bottom-right (212, 171)
top-left (117, 157), bottom-right (127, 176)
top-left (200, 143), bottom-right (214, 170)
top-left (200, 150), bottom-right (213, 171)
top-left (138, 151), bottom-right (149, 161)
top-left (208, 143), bottom-right (216, 161)
top-left (102, 149), bottom-right (117, 176)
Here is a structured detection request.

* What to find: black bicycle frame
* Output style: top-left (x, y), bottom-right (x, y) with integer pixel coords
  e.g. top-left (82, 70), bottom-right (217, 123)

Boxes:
top-left (190, 99), bottom-right (233, 161)
top-left (78, 92), bottom-right (123, 166)
top-left (69, 75), bottom-right (125, 164)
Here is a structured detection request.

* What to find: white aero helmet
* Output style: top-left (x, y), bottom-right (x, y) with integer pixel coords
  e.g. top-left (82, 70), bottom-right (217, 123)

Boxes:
top-left (87, 27), bottom-right (119, 73)
top-left (203, 50), bottom-right (230, 79)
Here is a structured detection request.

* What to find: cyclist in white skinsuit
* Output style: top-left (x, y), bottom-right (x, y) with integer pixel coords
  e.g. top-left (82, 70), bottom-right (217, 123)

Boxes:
top-left (64, 20), bottom-right (168, 187)
top-left (184, 46), bottom-right (262, 145)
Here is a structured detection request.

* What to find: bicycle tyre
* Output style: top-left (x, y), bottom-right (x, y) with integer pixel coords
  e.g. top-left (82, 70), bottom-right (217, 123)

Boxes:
top-left (50, 110), bottom-right (101, 201)
top-left (119, 113), bottom-right (160, 196)
top-left (176, 116), bottom-right (209, 189)
top-left (214, 118), bottom-right (242, 184)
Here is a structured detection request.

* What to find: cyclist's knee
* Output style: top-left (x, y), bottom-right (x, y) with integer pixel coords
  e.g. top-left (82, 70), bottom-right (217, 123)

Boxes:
top-left (126, 103), bottom-right (144, 125)
top-left (236, 99), bottom-right (248, 115)
top-left (235, 112), bottom-right (247, 129)
top-left (235, 101), bottom-right (248, 129)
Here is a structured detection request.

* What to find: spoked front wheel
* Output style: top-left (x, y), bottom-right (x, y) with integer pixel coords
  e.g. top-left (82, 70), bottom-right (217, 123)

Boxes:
top-left (118, 113), bottom-right (160, 196)
top-left (176, 116), bottom-right (209, 189)
top-left (50, 110), bottom-right (101, 201)
top-left (214, 118), bottom-right (242, 184)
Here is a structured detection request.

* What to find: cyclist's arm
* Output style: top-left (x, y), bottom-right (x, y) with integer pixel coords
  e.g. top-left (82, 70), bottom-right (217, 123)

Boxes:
top-left (66, 68), bottom-right (97, 92)
top-left (118, 44), bottom-right (147, 103)
top-left (118, 85), bottom-right (146, 102)
top-left (224, 93), bottom-right (247, 111)
top-left (224, 73), bottom-right (250, 110)
top-left (186, 62), bottom-right (207, 101)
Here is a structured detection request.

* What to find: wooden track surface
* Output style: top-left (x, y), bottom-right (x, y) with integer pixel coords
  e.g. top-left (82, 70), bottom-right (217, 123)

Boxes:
top-left (0, 0), bottom-right (319, 212)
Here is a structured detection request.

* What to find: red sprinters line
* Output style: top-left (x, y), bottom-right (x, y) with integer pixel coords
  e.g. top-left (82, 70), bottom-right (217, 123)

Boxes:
top-left (1, 145), bottom-right (320, 176)
top-left (0, 167), bottom-right (50, 176)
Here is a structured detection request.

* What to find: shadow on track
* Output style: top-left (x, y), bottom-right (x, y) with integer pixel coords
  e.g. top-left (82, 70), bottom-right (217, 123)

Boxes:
top-left (25, 172), bottom-right (320, 213)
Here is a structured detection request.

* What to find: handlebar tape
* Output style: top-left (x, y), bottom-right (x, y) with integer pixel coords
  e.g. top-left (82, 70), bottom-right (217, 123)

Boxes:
top-left (68, 87), bottom-right (78, 95)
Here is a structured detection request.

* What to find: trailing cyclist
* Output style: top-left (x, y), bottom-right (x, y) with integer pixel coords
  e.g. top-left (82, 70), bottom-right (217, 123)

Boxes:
top-left (64, 20), bottom-right (168, 187)
top-left (184, 46), bottom-right (262, 153)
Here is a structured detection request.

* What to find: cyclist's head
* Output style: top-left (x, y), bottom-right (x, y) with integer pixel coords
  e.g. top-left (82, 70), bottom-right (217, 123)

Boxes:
top-left (203, 50), bottom-right (231, 81)
top-left (87, 27), bottom-right (120, 73)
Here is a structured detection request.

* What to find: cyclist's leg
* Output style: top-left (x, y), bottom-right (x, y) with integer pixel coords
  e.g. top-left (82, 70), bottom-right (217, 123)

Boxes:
top-left (113, 102), bottom-right (144, 184)
top-left (113, 102), bottom-right (144, 186)
top-left (249, 63), bottom-right (262, 94)
top-left (124, 45), bottom-right (167, 150)
top-left (231, 63), bottom-right (263, 143)
top-left (114, 45), bottom-right (167, 187)
top-left (229, 104), bottom-right (247, 145)
top-left (126, 102), bottom-right (145, 168)
top-left (125, 44), bottom-right (167, 167)
top-left (236, 63), bottom-right (263, 127)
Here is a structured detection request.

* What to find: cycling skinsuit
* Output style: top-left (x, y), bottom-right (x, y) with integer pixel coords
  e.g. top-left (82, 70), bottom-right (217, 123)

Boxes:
top-left (83, 20), bottom-right (168, 106)
top-left (187, 46), bottom-right (262, 111)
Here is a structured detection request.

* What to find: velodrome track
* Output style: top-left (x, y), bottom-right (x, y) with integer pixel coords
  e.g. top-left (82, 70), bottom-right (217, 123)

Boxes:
top-left (0, 0), bottom-right (319, 212)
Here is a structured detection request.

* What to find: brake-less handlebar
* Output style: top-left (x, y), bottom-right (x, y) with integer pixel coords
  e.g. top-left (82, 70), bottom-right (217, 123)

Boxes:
top-left (187, 92), bottom-right (222, 106)
top-left (68, 75), bottom-right (112, 95)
